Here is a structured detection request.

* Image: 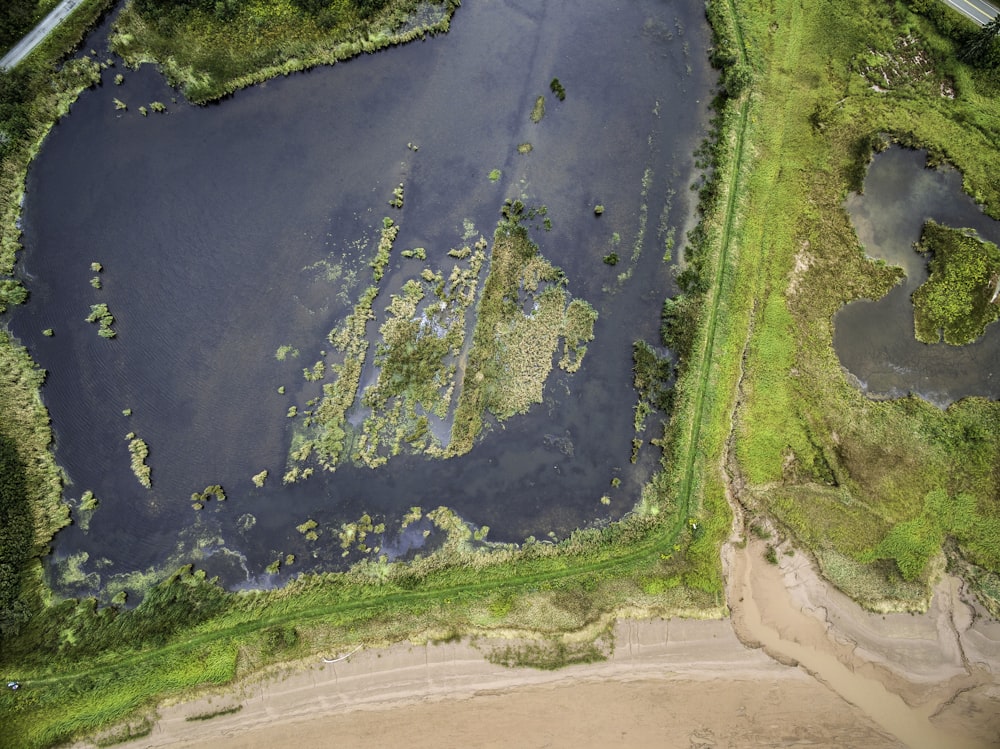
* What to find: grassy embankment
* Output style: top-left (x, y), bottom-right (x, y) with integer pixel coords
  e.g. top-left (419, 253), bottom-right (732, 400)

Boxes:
top-left (0, 0), bottom-right (116, 644)
top-left (111, 0), bottom-right (462, 104)
top-left (0, 1), bottom-right (754, 746)
top-left (731, 0), bottom-right (1000, 610)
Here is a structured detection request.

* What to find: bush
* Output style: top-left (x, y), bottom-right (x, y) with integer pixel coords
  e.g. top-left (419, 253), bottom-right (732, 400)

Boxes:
top-left (0, 434), bottom-right (31, 639)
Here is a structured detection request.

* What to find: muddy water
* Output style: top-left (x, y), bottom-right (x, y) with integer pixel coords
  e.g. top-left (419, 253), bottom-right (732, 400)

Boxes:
top-left (9, 0), bottom-right (715, 593)
top-left (834, 147), bottom-right (1000, 405)
top-left (728, 536), bottom-right (988, 749)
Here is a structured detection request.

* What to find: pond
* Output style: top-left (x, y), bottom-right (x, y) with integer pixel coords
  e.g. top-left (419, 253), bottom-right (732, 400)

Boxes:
top-left (835, 146), bottom-right (1000, 406)
top-left (9, 0), bottom-right (715, 597)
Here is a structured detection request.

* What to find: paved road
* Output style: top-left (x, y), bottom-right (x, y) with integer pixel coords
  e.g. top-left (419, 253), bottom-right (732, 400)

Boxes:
top-left (942, 0), bottom-right (999, 25)
top-left (0, 0), bottom-right (84, 70)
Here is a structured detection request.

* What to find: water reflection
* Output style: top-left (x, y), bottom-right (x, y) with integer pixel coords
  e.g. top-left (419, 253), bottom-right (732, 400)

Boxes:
top-left (835, 147), bottom-right (1000, 405)
top-left (10, 0), bottom-right (714, 592)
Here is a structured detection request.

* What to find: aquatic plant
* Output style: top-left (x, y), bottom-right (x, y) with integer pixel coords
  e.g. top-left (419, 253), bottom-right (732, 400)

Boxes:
top-left (85, 303), bottom-right (115, 338)
top-left (530, 95), bottom-right (545, 123)
top-left (190, 485), bottom-right (225, 504)
top-left (42, 329), bottom-right (53, 337)
top-left (251, 470), bottom-right (268, 488)
top-left (389, 183), bottom-right (404, 209)
top-left (517, 142), bottom-right (533, 154)
top-left (113, 74), bottom-right (123, 85)
top-left (593, 204), bottom-right (604, 215)
top-left (90, 262), bottom-right (102, 272)
top-left (79, 491), bottom-right (99, 512)
top-left (603, 252), bottom-right (619, 266)
top-left (148, 101), bottom-right (166, 113)
top-left (112, 98), bottom-right (126, 110)
top-left (127, 436), bottom-right (151, 489)
top-left (303, 361), bottom-right (326, 381)
top-left (911, 220), bottom-right (1000, 345)
top-left (89, 276), bottom-right (101, 289)
top-left (549, 77), bottom-right (566, 101)
top-left (488, 169), bottom-right (501, 182)
top-left (275, 345), bottom-right (298, 361)
top-left (449, 208), bottom-right (597, 454)
top-left (138, 106), bottom-right (147, 117)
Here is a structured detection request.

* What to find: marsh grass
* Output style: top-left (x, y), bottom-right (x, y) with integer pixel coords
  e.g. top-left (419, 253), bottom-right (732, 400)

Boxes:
top-left (85, 303), bottom-right (115, 338)
top-left (127, 437), bottom-right (151, 489)
top-left (302, 218), bottom-right (399, 470)
top-left (911, 221), bottom-right (1000, 345)
top-left (110, 0), bottom-right (461, 104)
top-left (448, 209), bottom-right (597, 454)
top-left (530, 95), bottom-right (545, 123)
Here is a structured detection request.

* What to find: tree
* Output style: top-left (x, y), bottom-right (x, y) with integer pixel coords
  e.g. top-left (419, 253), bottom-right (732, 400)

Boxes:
top-left (960, 15), bottom-right (1000, 67)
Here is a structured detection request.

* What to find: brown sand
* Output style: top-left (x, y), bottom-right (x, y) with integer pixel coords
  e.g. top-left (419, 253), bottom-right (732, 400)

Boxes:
top-left (99, 520), bottom-right (1000, 749)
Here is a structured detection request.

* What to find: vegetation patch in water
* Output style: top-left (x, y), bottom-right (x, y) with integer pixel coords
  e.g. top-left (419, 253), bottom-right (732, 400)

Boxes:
top-left (293, 218), bottom-right (399, 471)
top-left (549, 77), bottom-right (566, 101)
top-left (449, 204), bottom-right (597, 455)
top-left (354, 241), bottom-right (484, 466)
top-left (530, 95), bottom-right (545, 123)
top-left (190, 485), bottom-right (226, 505)
top-left (126, 435), bottom-right (151, 489)
top-left (84, 303), bottom-right (115, 338)
top-left (911, 220), bottom-right (1000, 346)
top-left (110, 0), bottom-right (462, 104)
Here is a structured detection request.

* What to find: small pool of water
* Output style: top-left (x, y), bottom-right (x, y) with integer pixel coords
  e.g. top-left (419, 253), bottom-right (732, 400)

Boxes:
top-left (835, 146), bottom-right (1000, 406)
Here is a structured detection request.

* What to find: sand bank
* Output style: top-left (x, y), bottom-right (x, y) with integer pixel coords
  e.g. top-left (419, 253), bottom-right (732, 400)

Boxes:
top-left (99, 522), bottom-right (1000, 749)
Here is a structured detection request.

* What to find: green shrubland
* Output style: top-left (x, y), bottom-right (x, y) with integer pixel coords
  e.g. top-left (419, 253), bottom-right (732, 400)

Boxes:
top-left (730, 0), bottom-right (1000, 609)
top-left (912, 221), bottom-right (1000, 345)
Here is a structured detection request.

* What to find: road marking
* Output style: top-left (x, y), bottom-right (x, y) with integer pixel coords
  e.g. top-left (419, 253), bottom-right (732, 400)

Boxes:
top-left (945, 0), bottom-right (998, 24)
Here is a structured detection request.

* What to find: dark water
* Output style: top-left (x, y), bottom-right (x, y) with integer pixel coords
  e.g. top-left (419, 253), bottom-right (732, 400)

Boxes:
top-left (9, 0), bottom-right (714, 595)
top-left (835, 147), bottom-right (1000, 405)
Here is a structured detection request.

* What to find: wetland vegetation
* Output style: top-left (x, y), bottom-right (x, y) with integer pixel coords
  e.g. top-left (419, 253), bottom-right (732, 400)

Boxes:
top-left (0, 0), bottom-right (999, 746)
top-left (912, 220), bottom-right (1000, 345)
top-left (110, 0), bottom-right (462, 103)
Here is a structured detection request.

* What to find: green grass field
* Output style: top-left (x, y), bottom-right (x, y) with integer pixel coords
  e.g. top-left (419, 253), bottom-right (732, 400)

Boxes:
top-left (731, 0), bottom-right (1000, 609)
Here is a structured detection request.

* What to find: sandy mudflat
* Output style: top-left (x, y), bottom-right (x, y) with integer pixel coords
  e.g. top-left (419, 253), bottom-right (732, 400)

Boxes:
top-left (123, 618), bottom-right (901, 749)
top-left (102, 528), bottom-right (1000, 749)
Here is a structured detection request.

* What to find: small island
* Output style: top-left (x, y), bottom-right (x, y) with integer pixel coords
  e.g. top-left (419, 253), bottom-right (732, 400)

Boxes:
top-left (912, 220), bottom-right (1000, 346)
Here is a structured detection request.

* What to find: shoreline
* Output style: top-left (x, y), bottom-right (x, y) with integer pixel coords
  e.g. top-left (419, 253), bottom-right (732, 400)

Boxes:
top-left (95, 528), bottom-right (999, 749)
